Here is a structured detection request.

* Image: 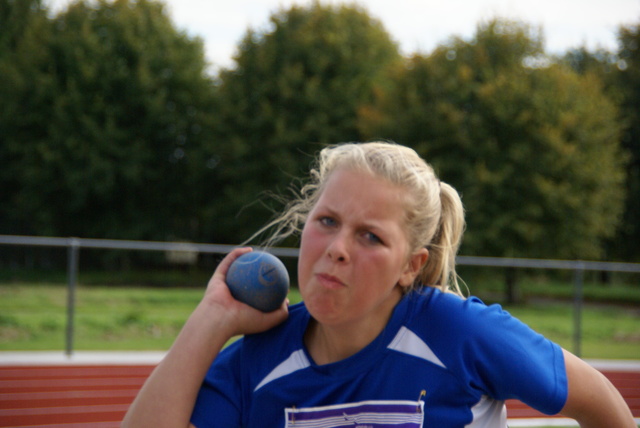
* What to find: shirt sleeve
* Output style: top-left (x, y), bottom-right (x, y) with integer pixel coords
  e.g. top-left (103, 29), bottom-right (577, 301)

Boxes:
top-left (427, 293), bottom-right (568, 415)
top-left (190, 339), bottom-right (244, 428)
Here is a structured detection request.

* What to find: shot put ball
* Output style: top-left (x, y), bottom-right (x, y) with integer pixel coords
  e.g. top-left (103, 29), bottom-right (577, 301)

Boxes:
top-left (226, 251), bottom-right (290, 312)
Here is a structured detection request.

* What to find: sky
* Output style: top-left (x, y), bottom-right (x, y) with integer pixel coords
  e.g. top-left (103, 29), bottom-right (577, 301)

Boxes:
top-left (46, 0), bottom-right (640, 71)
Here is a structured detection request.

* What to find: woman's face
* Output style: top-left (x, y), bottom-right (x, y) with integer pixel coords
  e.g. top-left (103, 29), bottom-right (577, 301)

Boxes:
top-left (298, 168), bottom-right (427, 330)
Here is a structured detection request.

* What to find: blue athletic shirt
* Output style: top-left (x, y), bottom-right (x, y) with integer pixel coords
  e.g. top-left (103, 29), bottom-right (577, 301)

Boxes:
top-left (190, 287), bottom-right (568, 427)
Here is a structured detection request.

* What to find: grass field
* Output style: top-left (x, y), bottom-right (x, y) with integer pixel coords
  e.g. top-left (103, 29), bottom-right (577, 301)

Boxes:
top-left (1, 276), bottom-right (639, 357)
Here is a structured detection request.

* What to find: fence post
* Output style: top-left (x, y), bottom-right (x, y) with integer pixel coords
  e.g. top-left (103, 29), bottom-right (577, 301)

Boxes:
top-left (65, 238), bottom-right (80, 357)
top-left (573, 262), bottom-right (585, 358)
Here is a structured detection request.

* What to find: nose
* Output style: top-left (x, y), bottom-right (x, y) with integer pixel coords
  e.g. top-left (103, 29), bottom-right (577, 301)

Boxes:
top-left (327, 232), bottom-right (350, 263)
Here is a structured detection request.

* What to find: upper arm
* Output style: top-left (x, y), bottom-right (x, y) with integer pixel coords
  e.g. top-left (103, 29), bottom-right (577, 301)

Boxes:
top-left (560, 348), bottom-right (635, 427)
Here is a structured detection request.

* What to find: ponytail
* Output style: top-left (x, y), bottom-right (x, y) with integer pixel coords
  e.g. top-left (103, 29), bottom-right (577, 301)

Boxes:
top-left (417, 182), bottom-right (466, 296)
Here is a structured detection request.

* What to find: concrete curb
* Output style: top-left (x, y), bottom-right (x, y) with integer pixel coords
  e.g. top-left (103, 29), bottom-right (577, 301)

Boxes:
top-left (2, 352), bottom-right (639, 369)
top-left (0, 351), bottom-right (166, 365)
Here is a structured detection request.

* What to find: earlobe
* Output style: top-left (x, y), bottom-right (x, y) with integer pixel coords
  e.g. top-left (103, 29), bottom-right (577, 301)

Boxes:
top-left (399, 249), bottom-right (429, 287)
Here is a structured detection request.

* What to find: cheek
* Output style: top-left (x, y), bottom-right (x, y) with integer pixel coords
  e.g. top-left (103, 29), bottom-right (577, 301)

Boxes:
top-left (369, 251), bottom-right (410, 286)
top-left (300, 224), bottom-right (325, 256)
top-left (298, 225), bottom-right (321, 283)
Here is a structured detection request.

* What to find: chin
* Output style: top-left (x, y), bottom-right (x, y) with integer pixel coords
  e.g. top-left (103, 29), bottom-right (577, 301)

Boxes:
top-left (305, 295), bottom-right (345, 324)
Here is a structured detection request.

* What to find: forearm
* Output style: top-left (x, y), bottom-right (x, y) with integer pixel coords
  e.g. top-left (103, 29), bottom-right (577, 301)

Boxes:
top-left (122, 248), bottom-right (289, 427)
top-left (561, 349), bottom-right (636, 428)
top-left (574, 377), bottom-right (636, 428)
top-left (121, 301), bottom-right (235, 428)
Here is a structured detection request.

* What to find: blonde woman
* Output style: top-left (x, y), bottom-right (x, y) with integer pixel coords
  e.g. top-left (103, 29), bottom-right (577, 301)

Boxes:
top-left (124, 141), bottom-right (635, 427)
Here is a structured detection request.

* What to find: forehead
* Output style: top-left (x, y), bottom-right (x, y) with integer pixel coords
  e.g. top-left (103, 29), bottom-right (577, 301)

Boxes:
top-left (316, 168), bottom-right (409, 222)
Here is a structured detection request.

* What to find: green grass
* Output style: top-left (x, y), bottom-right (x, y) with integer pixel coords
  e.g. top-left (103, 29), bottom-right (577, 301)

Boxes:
top-left (0, 283), bottom-right (304, 351)
top-left (1, 281), bottom-right (638, 358)
top-left (502, 302), bottom-right (640, 359)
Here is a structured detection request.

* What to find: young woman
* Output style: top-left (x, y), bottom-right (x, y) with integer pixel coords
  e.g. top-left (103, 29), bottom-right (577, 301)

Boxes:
top-left (123, 141), bottom-right (635, 427)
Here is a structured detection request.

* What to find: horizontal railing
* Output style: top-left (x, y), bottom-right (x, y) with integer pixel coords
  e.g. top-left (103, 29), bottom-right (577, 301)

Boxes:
top-left (2, 234), bottom-right (639, 357)
top-left (3, 234), bottom-right (640, 271)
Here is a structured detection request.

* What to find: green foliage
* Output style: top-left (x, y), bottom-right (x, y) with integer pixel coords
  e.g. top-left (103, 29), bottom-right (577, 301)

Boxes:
top-left (0, 2), bottom-right (636, 263)
top-left (559, 40), bottom-right (640, 262)
top-left (0, 0), bottom-right (218, 241)
top-left (612, 23), bottom-right (640, 261)
top-left (360, 18), bottom-right (627, 259)
top-left (0, 0), bottom-right (52, 231)
top-left (210, 2), bottom-right (402, 242)
top-left (0, 0), bottom-right (46, 56)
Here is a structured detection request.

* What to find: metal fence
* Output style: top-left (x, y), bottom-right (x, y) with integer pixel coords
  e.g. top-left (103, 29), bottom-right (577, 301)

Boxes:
top-left (2, 234), bottom-right (640, 357)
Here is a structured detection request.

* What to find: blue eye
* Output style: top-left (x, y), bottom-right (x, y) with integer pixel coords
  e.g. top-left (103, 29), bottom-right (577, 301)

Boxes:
top-left (319, 217), bottom-right (337, 227)
top-left (364, 232), bottom-right (383, 245)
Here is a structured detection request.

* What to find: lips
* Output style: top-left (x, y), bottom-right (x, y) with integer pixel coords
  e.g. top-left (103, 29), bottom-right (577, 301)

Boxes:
top-left (316, 273), bottom-right (345, 289)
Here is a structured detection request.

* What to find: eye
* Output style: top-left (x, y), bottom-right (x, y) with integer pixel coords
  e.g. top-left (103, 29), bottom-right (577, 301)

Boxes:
top-left (363, 231), bottom-right (383, 245)
top-left (319, 216), bottom-right (337, 228)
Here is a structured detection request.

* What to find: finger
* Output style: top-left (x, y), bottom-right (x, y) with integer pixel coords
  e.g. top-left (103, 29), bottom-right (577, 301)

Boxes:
top-left (264, 298), bottom-right (290, 325)
top-left (243, 299), bottom-right (290, 335)
top-left (211, 247), bottom-right (253, 283)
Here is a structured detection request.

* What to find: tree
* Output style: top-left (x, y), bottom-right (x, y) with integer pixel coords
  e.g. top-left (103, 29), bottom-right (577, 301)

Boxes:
top-left (0, 0), bottom-right (46, 56)
top-left (360, 19), bottom-right (627, 262)
top-left (612, 23), bottom-right (640, 262)
top-left (560, 24), bottom-right (640, 263)
top-left (0, 0), bottom-right (53, 235)
top-left (1, 0), bottom-right (219, 242)
top-left (562, 47), bottom-right (620, 77)
top-left (210, 2), bottom-right (402, 242)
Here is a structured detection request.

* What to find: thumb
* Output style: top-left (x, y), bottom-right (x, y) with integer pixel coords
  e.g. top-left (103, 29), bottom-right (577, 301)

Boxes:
top-left (242, 298), bottom-right (290, 335)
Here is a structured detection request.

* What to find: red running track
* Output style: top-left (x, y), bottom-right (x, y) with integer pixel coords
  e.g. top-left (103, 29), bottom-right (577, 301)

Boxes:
top-left (0, 363), bottom-right (638, 427)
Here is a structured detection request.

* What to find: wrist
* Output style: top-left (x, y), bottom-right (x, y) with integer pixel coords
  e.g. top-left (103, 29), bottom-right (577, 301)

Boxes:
top-left (189, 299), bottom-right (239, 342)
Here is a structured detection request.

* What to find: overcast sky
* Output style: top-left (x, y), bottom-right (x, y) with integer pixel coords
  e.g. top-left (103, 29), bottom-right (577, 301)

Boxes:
top-left (46, 0), bottom-right (640, 71)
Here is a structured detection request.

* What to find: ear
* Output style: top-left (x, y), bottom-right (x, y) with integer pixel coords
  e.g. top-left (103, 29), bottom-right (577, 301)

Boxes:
top-left (399, 248), bottom-right (429, 287)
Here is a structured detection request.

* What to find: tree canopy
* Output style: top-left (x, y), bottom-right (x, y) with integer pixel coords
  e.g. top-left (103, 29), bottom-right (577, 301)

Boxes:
top-left (0, 1), bottom-right (636, 264)
top-left (209, 2), bottom-right (402, 242)
top-left (360, 19), bottom-right (627, 259)
top-left (614, 23), bottom-right (640, 261)
top-left (1, 0), bottom-right (218, 240)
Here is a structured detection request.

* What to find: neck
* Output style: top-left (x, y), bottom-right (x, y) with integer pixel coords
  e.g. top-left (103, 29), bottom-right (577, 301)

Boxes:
top-left (304, 321), bottom-right (357, 365)
top-left (304, 289), bottom-right (403, 365)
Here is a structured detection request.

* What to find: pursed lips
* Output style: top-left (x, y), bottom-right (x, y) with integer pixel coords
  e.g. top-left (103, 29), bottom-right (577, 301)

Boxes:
top-left (315, 273), bottom-right (346, 289)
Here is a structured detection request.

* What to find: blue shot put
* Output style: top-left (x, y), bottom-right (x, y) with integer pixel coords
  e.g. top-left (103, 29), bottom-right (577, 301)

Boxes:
top-left (226, 251), bottom-right (290, 312)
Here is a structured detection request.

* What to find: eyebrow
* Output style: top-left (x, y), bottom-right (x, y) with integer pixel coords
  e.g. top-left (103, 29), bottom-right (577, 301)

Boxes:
top-left (319, 204), bottom-right (392, 237)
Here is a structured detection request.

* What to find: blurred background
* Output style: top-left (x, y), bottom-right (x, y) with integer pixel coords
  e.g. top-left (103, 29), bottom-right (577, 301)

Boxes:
top-left (1, 0), bottom-right (639, 358)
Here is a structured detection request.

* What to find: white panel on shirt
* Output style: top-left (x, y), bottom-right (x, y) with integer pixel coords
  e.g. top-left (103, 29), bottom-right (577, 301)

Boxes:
top-left (254, 349), bottom-right (310, 392)
top-left (389, 326), bottom-right (507, 428)
top-left (465, 395), bottom-right (507, 428)
top-left (256, 326), bottom-right (507, 427)
top-left (387, 326), bottom-right (446, 368)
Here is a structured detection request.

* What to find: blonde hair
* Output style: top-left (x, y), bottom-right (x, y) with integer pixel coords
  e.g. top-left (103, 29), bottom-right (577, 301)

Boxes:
top-left (254, 141), bottom-right (466, 296)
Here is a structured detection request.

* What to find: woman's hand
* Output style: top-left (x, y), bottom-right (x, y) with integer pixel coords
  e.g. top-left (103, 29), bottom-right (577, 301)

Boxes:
top-left (122, 248), bottom-right (289, 428)
top-left (199, 247), bottom-right (290, 338)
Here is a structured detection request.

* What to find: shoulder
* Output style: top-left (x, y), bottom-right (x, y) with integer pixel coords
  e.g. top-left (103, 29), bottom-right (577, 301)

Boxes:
top-left (406, 287), bottom-right (550, 353)
top-left (228, 302), bottom-right (309, 367)
top-left (403, 288), bottom-right (567, 410)
top-left (406, 287), bottom-right (509, 333)
top-left (208, 302), bottom-right (309, 388)
top-left (244, 302), bottom-right (309, 345)
top-left (214, 302), bottom-right (308, 365)
top-left (401, 288), bottom-right (544, 370)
